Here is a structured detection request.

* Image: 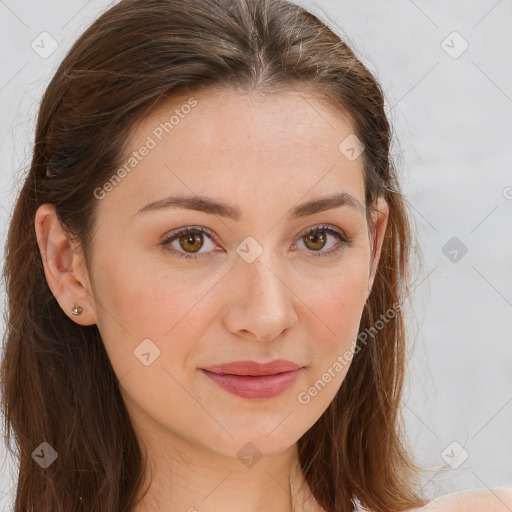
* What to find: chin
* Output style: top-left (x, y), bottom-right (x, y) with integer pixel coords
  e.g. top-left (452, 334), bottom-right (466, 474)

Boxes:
top-left (206, 419), bottom-right (305, 460)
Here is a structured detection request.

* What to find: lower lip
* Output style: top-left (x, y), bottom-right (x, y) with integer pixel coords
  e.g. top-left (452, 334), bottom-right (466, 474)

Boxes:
top-left (200, 368), bottom-right (303, 399)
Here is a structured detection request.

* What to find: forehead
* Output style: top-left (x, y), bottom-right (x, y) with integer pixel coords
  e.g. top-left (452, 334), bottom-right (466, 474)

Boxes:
top-left (102, 87), bottom-right (366, 218)
top-left (134, 85), bottom-right (358, 153)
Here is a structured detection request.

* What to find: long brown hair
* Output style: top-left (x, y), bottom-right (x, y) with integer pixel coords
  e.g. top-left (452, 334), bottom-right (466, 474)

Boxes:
top-left (1, 0), bottom-right (430, 510)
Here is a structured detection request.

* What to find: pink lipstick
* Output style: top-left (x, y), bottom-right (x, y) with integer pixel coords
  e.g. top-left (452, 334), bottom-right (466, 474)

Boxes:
top-left (200, 359), bottom-right (304, 399)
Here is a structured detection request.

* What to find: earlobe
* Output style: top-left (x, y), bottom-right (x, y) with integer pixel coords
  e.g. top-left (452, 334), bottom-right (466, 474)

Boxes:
top-left (34, 203), bottom-right (97, 325)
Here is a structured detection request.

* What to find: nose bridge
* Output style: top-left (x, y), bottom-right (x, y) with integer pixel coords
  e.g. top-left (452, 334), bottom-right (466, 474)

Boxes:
top-left (226, 235), bottom-right (298, 340)
top-left (237, 235), bottom-right (285, 299)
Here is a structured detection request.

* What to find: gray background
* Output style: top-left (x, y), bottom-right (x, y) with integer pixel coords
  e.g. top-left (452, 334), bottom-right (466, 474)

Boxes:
top-left (1, 0), bottom-right (511, 509)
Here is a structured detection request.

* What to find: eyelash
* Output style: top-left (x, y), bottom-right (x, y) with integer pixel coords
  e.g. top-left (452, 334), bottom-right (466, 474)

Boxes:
top-left (160, 224), bottom-right (352, 261)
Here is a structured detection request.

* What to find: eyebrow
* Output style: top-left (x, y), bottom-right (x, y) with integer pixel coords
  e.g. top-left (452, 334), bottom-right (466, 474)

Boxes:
top-left (134, 192), bottom-right (365, 220)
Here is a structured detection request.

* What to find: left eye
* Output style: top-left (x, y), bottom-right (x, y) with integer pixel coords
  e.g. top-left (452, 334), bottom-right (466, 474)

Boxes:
top-left (161, 224), bottom-right (352, 260)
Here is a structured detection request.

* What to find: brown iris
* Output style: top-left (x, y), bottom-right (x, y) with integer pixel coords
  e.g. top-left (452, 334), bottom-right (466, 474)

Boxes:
top-left (303, 230), bottom-right (326, 251)
top-left (178, 232), bottom-right (204, 253)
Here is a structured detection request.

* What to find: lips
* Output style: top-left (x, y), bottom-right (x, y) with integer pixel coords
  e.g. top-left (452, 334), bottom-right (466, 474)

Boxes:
top-left (199, 359), bottom-right (305, 399)
top-left (200, 359), bottom-right (303, 376)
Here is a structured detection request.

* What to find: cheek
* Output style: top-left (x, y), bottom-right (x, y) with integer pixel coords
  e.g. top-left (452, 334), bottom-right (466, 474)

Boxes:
top-left (294, 258), bottom-right (369, 408)
top-left (93, 250), bottom-right (217, 373)
top-left (91, 257), bottom-right (215, 427)
top-left (300, 258), bottom-right (369, 343)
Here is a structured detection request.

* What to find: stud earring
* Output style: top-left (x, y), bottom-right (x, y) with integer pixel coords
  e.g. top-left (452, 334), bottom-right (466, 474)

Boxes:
top-left (71, 304), bottom-right (83, 316)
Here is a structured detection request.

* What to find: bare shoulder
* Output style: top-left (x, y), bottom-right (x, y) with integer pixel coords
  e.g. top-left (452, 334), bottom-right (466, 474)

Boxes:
top-left (404, 487), bottom-right (512, 511)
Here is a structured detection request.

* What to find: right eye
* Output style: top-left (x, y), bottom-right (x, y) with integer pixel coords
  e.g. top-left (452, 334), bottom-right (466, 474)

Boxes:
top-left (160, 226), bottom-right (221, 260)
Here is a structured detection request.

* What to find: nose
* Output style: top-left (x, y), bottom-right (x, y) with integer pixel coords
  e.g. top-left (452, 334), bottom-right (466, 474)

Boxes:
top-left (223, 249), bottom-right (299, 342)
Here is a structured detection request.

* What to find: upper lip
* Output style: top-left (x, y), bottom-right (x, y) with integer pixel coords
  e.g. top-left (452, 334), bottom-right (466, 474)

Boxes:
top-left (200, 359), bottom-right (303, 376)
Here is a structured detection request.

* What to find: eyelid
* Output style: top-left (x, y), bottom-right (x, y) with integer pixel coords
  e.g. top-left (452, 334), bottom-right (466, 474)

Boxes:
top-left (297, 223), bottom-right (348, 240)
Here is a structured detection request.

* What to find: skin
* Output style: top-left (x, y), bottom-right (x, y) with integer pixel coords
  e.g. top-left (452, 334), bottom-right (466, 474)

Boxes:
top-left (36, 85), bottom-right (406, 512)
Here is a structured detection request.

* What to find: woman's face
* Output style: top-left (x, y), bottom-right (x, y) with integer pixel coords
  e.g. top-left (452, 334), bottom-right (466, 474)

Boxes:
top-left (54, 87), bottom-right (388, 459)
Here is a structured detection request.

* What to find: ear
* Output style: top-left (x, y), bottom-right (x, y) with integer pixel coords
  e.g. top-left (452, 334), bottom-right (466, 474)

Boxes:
top-left (366, 196), bottom-right (389, 300)
top-left (34, 203), bottom-right (98, 325)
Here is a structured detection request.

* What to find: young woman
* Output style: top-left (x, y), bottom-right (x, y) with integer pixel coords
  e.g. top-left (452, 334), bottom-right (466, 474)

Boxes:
top-left (1, 0), bottom-right (511, 511)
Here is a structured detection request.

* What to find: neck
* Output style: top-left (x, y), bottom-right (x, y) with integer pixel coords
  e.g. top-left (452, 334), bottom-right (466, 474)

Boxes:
top-left (129, 427), bottom-right (313, 512)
